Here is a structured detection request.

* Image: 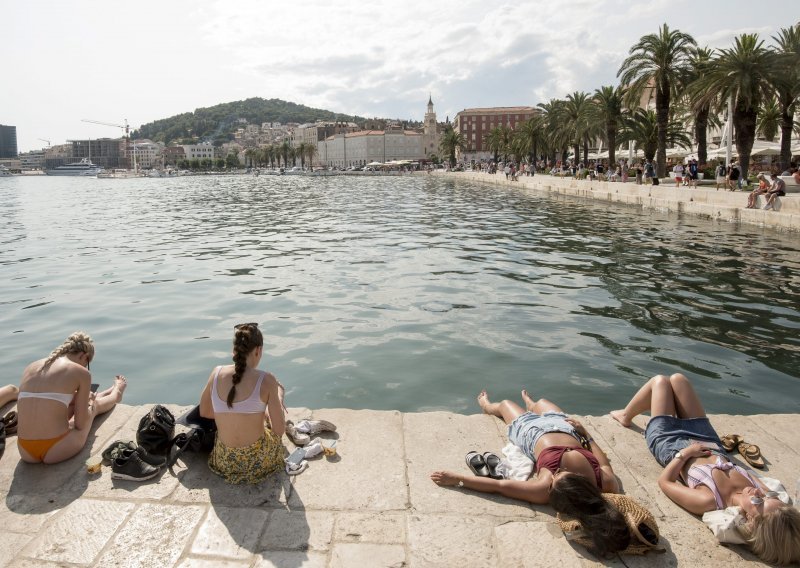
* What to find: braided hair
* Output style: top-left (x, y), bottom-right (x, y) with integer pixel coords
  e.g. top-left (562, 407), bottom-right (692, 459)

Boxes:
top-left (228, 324), bottom-right (264, 408)
top-left (549, 473), bottom-right (631, 557)
top-left (41, 331), bottom-right (95, 372)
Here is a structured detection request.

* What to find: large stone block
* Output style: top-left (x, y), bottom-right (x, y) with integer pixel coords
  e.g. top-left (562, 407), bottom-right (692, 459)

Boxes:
top-left (255, 551), bottom-right (328, 568)
top-left (330, 543), bottom-right (406, 568)
top-left (407, 514), bottom-right (496, 568)
top-left (260, 510), bottom-right (335, 552)
top-left (332, 512), bottom-right (406, 544)
top-left (190, 506), bottom-right (269, 560)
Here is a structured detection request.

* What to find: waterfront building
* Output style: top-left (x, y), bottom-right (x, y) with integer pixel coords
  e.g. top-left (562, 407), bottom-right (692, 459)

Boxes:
top-left (43, 138), bottom-right (125, 170)
top-left (181, 143), bottom-right (215, 162)
top-left (291, 121), bottom-right (359, 167)
top-left (452, 106), bottom-right (538, 162)
top-left (163, 146), bottom-right (186, 166)
top-left (128, 139), bottom-right (163, 169)
top-left (318, 129), bottom-right (423, 168)
top-left (0, 124), bottom-right (18, 158)
top-left (18, 149), bottom-right (45, 170)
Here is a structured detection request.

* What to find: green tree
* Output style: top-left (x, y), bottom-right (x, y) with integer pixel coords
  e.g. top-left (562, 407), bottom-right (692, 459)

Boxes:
top-left (439, 126), bottom-right (466, 167)
top-left (618, 108), bottom-right (691, 162)
top-left (618, 24), bottom-right (697, 177)
top-left (757, 98), bottom-right (782, 141)
top-left (303, 143), bottom-right (317, 171)
top-left (280, 140), bottom-right (292, 167)
top-left (685, 46), bottom-right (716, 165)
top-left (515, 116), bottom-right (547, 168)
top-left (215, 158), bottom-right (225, 169)
top-left (537, 99), bottom-right (570, 165)
top-left (692, 33), bottom-right (782, 181)
top-left (590, 85), bottom-right (628, 167)
top-left (771, 24), bottom-right (800, 171)
top-left (561, 91), bottom-right (595, 164)
top-left (225, 152), bottom-right (240, 169)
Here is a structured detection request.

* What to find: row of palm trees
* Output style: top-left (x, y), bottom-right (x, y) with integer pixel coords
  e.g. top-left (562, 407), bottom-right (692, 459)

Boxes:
top-left (244, 140), bottom-right (317, 170)
top-left (444, 23), bottom-right (799, 181)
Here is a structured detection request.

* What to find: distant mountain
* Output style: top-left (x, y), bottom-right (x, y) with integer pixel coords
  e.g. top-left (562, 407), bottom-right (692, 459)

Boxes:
top-left (132, 97), bottom-right (369, 146)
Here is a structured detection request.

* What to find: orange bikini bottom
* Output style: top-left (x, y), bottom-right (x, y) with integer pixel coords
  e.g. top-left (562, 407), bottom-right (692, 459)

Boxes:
top-left (18, 431), bottom-right (69, 462)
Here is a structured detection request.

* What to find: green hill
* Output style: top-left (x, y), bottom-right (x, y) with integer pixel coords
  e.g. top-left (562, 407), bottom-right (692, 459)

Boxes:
top-left (132, 97), bottom-right (368, 145)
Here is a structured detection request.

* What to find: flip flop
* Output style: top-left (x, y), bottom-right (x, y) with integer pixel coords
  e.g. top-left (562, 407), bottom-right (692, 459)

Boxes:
top-left (465, 451), bottom-right (490, 477)
top-left (737, 442), bottom-right (765, 469)
top-left (2, 411), bottom-right (17, 435)
top-left (482, 452), bottom-right (504, 480)
top-left (720, 434), bottom-right (743, 453)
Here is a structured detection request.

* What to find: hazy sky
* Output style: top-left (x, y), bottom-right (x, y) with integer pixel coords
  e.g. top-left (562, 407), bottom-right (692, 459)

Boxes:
top-left (4, 0), bottom-right (796, 152)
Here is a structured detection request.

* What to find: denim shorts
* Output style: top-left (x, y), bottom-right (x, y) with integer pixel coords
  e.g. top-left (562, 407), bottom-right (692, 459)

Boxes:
top-left (507, 411), bottom-right (577, 461)
top-left (644, 415), bottom-right (723, 467)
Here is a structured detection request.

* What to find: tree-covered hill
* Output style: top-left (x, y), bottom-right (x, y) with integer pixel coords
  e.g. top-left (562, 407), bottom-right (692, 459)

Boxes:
top-left (132, 97), bottom-right (368, 145)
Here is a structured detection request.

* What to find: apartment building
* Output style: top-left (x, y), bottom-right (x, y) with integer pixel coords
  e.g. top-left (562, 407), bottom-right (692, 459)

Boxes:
top-left (452, 106), bottom-right (538, 161)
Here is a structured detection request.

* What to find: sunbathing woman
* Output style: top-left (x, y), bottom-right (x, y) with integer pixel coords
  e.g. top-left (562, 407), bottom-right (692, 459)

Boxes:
top-left (199, 322), bottom-right (286, 484)
top-left (611, 373), bottom-right (800, 565)
top-left (17, 332), bottom-right (126, 464)
top-left (431, 390), bottom-right (631, 556)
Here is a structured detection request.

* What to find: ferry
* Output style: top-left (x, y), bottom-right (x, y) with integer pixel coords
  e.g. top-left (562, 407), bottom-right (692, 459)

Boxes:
top-left (45, 158), bottom-right (104, 176)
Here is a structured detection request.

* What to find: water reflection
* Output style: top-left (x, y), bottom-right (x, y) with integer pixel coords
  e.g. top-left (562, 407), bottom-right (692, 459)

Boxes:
top-left (0, 175), bottom-right (798, 414)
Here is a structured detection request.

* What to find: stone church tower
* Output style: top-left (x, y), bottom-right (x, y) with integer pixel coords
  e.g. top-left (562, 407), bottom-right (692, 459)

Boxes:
top-left (422, 95), bottom-right (441, 159)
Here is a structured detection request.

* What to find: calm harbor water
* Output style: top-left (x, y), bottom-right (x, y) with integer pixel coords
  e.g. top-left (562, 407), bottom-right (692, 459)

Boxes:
top-left (1, 174), bottom-right (799, 415)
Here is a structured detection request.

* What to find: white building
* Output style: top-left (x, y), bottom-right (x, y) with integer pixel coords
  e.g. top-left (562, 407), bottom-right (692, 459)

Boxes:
top-left (318, 130), bottom-right (424, 168)
top-left (130, 139), bottom-right (164, 169)
top-left (182, 143), bottom-right (215, 162)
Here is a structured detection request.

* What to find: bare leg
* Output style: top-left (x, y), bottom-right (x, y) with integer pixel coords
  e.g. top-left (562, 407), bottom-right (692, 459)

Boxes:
top-left (0, 384), bottom-right (19, 409)
top-left (669, 373), bottom-right (706, 419)
top-left (477, 390), bottom-right (525, 425)
top-left (521, 390), bottom-right (564, 414)
top-left (93, 375), bottom-right (126, 414)
top-left (611, 374), bottom-right (677, 427)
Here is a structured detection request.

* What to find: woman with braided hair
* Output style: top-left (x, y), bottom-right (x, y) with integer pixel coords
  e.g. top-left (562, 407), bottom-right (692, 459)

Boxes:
top-left (17, 331), bottom-right (127, 464)
top-left (199, 323), bottom-right (286, 484)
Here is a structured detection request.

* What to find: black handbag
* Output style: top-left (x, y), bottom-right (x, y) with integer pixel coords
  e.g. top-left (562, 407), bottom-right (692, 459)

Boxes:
top-left (136, 405), bottom-right (176, 455)
top-left (166, 405), bottom-right (217, 468)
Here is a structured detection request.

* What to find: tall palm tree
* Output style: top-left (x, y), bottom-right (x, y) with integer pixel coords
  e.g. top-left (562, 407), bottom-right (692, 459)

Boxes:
top-left (618, 108), bottom-right (691, 162)
top-left (685, 46), bottom-right (716, 165)
top-left (537, 99), bottom-right (570, 165)
top-left (515, 116), bottom-right (547, 168)
top-left (296, 142), bottom-right (308, 169)
top-left (757, 98), bottom-right (782, 141)
top-left (304, 143), bottom-right (317, 171)
top-left (590, 85), bottom-right (628, 167)
top-left (280, 140), bottom-right (292, 168)
top-left (618, 24), bottom-right (696, 177)
top-left (693, 34), bottom-right (782, 182)
top-left (561, 91), bottom-right (593, 164)
top-left (772, 24), bottom-right (800, 171)
top-left (484, 127), bottom-right (505, 163)
top-left (439, 126), bottom-right (466, 167)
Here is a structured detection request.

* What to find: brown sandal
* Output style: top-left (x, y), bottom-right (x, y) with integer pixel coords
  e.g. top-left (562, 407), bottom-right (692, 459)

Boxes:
top-left (719, 434), bottom-right (742, 453)
top-left (737, 441), bottom-right (765, 469)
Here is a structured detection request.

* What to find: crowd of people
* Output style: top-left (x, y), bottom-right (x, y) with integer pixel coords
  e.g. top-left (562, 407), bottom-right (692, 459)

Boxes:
top-left (3, 329), bottom-right (800, 563)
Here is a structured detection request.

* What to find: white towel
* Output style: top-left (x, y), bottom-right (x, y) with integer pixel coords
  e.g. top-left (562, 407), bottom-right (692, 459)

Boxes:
top-left (500, 443), bottom-right (534, 481)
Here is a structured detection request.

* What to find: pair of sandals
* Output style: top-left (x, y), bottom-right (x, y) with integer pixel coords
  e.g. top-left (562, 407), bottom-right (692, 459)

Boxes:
top-left (720, 434), bottom-right (765, 468)
top-left (465, 450), bottom-right (503, 480)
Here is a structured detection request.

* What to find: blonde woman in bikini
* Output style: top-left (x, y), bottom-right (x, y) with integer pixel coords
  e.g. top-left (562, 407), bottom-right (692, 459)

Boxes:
top-left (17, 331), bottom-right (126, 464)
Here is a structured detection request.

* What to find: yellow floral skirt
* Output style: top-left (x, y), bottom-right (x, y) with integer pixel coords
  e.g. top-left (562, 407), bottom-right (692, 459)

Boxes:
top-left (208, 428), bottom-right (283, 484)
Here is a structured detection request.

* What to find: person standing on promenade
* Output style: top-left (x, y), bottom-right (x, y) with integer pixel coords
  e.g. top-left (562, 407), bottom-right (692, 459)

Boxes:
top-left (16, 332), bottom-right (126, 464)
top-left (611, 373), bottom-right (800, 565)
top-left (199, 322), bottom-right (286, 484)
top-left (728, 161), bottom-right (741, 191)
top-left (672, 162), bottom-right (684, 188)
top-left (715, 162), bottom-right (728, 190)
top-left (635, 163), bottom-right (643, 185)
top-left (688, 159), bottom-right (699, 188)
top-left (644, 160), bottom-right (654, 185)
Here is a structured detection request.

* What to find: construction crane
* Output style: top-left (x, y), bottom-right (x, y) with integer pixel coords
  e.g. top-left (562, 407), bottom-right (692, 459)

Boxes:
top-left (38, 138), bottom-right (51, 148)
top-left (81, 118), bottom-right (132, 170)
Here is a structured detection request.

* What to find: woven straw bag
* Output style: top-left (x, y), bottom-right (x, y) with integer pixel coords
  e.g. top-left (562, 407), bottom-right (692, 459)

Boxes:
top-left (557, 493), bottom-right (665, 555)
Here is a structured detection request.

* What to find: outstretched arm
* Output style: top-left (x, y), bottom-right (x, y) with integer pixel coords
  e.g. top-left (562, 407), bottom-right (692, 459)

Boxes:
top-left (430, 470), bottom-right (552, 505)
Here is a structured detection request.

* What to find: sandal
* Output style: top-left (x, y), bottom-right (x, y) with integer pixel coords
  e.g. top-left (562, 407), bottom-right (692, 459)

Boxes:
top-left (2, 411), bottom-right (17, 435)
top-left (465, 451), bottom-right (490, 477)
top-left (737, 441), bottom-right (765, 469)
top-left (720, 434), bottom-right (743, 453)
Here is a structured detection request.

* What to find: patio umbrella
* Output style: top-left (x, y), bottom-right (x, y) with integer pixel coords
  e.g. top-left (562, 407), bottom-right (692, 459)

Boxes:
top-left (749, 140), bottom-right (782, 156)
top-left (666, 146), bottom-right (691, 159)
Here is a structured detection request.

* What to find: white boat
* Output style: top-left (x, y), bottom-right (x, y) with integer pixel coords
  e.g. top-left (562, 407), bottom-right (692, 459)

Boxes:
top-left (0, 165), bottom-right (12, 177)
top-left (46, 158), bottom-right (104, 176)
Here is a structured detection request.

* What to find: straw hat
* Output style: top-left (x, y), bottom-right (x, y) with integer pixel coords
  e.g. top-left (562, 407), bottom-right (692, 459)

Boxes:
top-left (556, 494), bottom-right (665, 556)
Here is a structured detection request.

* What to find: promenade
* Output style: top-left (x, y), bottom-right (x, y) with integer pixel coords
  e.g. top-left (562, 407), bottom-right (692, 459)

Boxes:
top-left (2, 402), bottom-right (798, 567)
top-left (439, 171), bottom-right (800, 233)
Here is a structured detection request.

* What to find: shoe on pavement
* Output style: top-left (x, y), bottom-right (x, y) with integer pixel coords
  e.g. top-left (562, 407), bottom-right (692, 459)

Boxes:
top-left (286, 420), bottom-right (310, 446)
top-left (111, 449), bottom-right (160, 481)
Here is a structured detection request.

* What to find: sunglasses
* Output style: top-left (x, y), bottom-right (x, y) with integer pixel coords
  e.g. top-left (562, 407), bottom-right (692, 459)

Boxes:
top-left (750, 491), bottom-right (780, 505)
top-left (234, 322), bottom-right (259, 330)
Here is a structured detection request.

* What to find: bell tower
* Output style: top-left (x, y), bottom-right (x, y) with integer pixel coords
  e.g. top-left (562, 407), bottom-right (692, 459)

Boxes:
top-left (424, 94), bottom-right (436, 136)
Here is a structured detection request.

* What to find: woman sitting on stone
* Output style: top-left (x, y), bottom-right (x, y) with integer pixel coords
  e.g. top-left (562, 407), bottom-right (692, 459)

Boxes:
top-left (431, 390), bottom-right (630, 556)
top-left (745, 174), bottom-right (769, 208)
top-left (199, 322), bottom-right (286, 484)
top-left (17, 332), bottom-right (126, 464)
top-left (611, 373), bottom-right (800, 565)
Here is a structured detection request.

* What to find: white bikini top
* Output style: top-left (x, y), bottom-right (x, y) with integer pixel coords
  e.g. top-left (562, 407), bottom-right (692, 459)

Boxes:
top-left (210, 366), bottom-right (267, 414)
top-left (18, 391), bottom-right (74, 406)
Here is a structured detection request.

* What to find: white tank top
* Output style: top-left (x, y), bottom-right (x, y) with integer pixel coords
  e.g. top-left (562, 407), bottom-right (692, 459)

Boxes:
top-left (210, 366), bottom-right (267, 414)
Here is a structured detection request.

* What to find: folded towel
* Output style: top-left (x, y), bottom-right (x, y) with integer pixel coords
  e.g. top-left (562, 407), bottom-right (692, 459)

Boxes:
top-left (501, 443), bottom-right (534, 481)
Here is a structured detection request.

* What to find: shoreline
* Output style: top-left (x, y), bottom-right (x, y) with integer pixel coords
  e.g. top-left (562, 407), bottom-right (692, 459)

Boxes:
top-left (2, 402), bottom-right (797, 566)
top-left (438, 170), bottom-right (800, 233)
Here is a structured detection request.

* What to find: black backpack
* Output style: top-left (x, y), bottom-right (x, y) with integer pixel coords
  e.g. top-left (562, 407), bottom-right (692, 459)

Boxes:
top-left (136, 405), bottom-right (176, 455)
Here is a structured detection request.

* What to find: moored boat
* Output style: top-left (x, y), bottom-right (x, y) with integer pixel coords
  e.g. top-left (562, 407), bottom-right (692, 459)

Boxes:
top-left (46, 158), bottom-right (104, 176)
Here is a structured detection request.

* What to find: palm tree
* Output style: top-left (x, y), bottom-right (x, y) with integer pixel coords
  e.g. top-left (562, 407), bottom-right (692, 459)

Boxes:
top-left (439, 126), bottom-right (466, 167)
top-left (280, 140), bottom-right (292, 168)
top-left (685, 46), bottom-right (716, 165)
top-left (618, 24), bottom-right (697, 177)
top-left (303, 144), bottom-right (317, 171)
top-left (693, 34), bottom-right (782, 182)
top-left (618, 108), bottom-right (691, 162)
top-left (485, 126), bottom-right (513, 162)
top-left (515, 116), bottom-right (547, 168)
top-left (296, 142), bottom-right (308, 169)
top-left (561, 91), bottom-right (594, 164)
top-left (757, 98), bottom-right (782, 141)
top-left (537, 99), bottom-right (570, 165)
top-left (772, 24), bottom-right (800, 171)
top-left (590, 85), bottom-right (627, 167)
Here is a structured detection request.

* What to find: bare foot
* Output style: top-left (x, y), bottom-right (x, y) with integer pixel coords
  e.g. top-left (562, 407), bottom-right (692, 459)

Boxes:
top-left (112, 375), bottom-right (128, 401)
top-left (521, 389), bottom-right (536, 411)
top-left (430, 470), bottom-right (461, 487)
top-left (477, 390), bottom-right (491, 413)
top-left (610, 409), bottom-right (632, 428)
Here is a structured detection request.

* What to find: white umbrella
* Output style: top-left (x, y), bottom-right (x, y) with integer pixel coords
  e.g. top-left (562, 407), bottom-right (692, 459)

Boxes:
top-left (666, 146), bottom-right (691, 159)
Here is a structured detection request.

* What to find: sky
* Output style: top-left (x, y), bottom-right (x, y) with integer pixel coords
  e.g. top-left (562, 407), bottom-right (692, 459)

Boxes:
top-left (4, 0), bottom-right (797, 152)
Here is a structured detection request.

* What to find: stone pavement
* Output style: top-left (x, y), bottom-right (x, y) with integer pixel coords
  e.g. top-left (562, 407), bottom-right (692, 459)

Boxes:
top-left (1, 402), bottom-right (798, 567)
